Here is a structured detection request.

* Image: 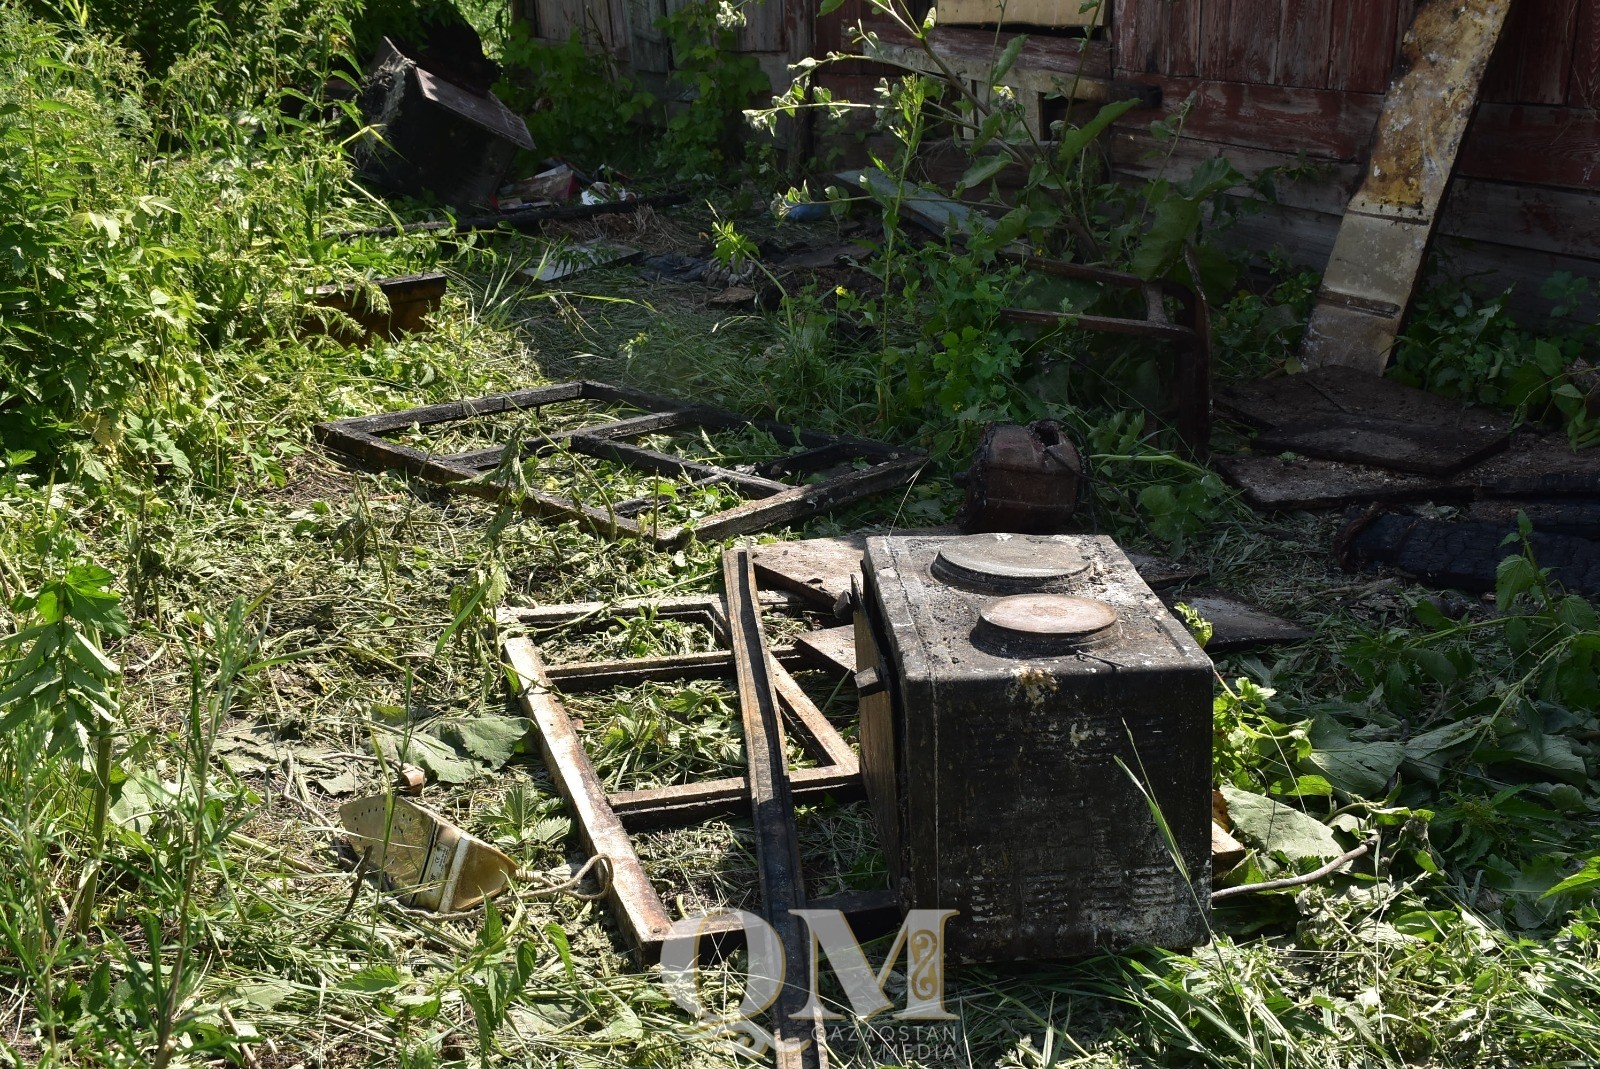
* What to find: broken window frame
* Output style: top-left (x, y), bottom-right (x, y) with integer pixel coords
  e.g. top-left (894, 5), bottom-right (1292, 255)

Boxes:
top-left (313, 381), bottom-right (926, 547)
top-left (498, 590), bottom-right (896, 964)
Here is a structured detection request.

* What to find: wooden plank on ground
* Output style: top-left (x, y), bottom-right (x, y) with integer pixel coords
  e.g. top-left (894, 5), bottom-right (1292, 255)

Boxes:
top-left (1216, 433), bottom-right (1600, 511)
top-left (1217, 365), bottom-right (1513, 476)
top-left (502, 633), bottom-right (675, 956)
top-left (724, 549), bottom-right (825, 1069)
top-left (1300, 0), bottom-right (1515, 374)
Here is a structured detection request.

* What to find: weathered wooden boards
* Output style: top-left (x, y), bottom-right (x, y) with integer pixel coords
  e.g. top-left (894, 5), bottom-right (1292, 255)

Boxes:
top-left (1218, 366), bottom-right (1513, 476)
top-left (1100, 0), bottom-right (1600, 325)
top-left (1218, 432), bottom-right (1600, 511)
top-left (499, 594), bottom-right (875, 972)
top-left (1299, 0), bottom-right (1515, 373)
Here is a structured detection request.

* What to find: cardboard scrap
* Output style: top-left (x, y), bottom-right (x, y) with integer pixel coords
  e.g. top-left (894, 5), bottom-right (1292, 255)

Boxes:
top-left (340, 795), bottom-right (516, 912)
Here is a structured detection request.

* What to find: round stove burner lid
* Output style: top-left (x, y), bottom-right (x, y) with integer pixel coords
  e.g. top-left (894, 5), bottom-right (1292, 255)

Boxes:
top-left (975, 593), bottom-right (1119, 654)
top-left (932, 533), bottom-right (1090, 592)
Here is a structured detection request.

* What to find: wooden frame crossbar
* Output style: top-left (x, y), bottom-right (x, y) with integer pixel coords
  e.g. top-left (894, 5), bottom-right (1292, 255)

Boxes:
top-left (315, 381), bottom-right (925, 547)
top-left (498, 592), bottom-right (893, 969)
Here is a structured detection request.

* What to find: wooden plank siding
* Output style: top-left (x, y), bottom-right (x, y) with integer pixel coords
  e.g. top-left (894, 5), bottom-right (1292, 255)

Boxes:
top-left (1571, 0), bottom-right (1600, 104)
top-left (1275, 0), bottom-right (1334, 87)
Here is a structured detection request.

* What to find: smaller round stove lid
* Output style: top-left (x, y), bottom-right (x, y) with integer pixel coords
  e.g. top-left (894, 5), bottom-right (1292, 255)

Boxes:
top-left (973, 594), bottom-right (1119, 655)
top-left (931, 534), bottom-right (1090, 593)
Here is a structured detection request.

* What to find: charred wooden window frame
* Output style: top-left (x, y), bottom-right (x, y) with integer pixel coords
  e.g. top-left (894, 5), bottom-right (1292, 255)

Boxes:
top-left (313, 381), bottom-right (926, 547)
top-left (498, 588), bottom-right (897, 966)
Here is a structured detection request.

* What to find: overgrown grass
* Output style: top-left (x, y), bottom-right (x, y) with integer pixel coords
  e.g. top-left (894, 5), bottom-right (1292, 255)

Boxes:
top-left (1, 2), bottom-right (1599, 1068)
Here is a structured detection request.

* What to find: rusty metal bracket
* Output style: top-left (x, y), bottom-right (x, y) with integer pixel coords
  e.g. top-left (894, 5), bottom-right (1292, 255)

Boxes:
top-left (499, 591), bottom-right (886, 973)
top-left (315, 381), bottom-right (925, 548)
top-left (997, 252), bottom-right (1213, 455)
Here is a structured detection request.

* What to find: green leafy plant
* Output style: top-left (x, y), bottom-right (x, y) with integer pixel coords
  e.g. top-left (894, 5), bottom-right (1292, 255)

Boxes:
top-left (657, 0), bottom-right (772, 178)
top-left (0, 551), bottom-right (128, 930)
top-left (495, 28), bottom-right (654, 168)
top-left (1392, 280), bottom-right (1598, 447)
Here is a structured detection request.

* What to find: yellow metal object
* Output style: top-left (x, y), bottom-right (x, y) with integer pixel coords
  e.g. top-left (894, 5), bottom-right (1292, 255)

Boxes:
top-left (1301, 0), bottom-right (1515, 374)
top-left (340, 795), bottom-right (516, 912)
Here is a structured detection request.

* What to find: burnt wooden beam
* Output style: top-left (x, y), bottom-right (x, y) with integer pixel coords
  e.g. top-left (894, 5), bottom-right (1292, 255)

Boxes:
top-left (726, 548), bottom-right (827, 1069)
top-left (314, 382), bottom-right (925, 549)
top-left (502, 633), bottom-right (675, 958)
top-left (440, 410), bottom-right (701, 470)
top-left (542, 646), bottom-right (806, 691)
top-left (569, 436), bottom-right (792, 498)
top-left (609, 765), bottom-right (866, 832)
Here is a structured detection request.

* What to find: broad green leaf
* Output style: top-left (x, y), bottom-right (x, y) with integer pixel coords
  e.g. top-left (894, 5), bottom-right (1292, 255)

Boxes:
top-left (1401, 721), bottom-right (1481, 784)
top-left (444, 715), bottom-right (530, 769)
top-left (377, 730), bottom-right (476, 784)
top-left (992, 34), bottom-right (1028, 82)
top-left (340, 965), bottom-right (405, 994)
top-left (1219, 785), bottom-right (1343, 861)
top-left (1056, 97), bottom-right (1138, 165)
top-left (1482, 729), bottom-right (1587, 786)
top-left (955, 153), bottom-right (1010, 193)
top-left (237, 978), bottom-right (295, 1011)
top-left (1544, 857), bottom-right (1600, 899)
top-left (1304, 717), bottom-right (1404, 798)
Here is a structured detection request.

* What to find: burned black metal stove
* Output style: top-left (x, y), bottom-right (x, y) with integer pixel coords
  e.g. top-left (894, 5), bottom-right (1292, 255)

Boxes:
top-left (853, 533), bottom-right (1213, 963)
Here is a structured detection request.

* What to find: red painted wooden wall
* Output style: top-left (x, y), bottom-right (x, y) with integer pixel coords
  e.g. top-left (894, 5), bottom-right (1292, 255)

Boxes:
top-left (1107, 0), bottom-right (1600, 193)
top-left (1112, 0), bottom-right (1600, 104)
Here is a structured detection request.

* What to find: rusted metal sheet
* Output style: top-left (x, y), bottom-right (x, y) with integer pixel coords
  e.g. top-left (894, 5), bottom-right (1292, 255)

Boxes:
top-left (725, 550), bottom-right (826, 1069)
top-left (313, 382), bottom-right (924, 549)
top-left (1300, 0), bottom-right (1515, 374)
